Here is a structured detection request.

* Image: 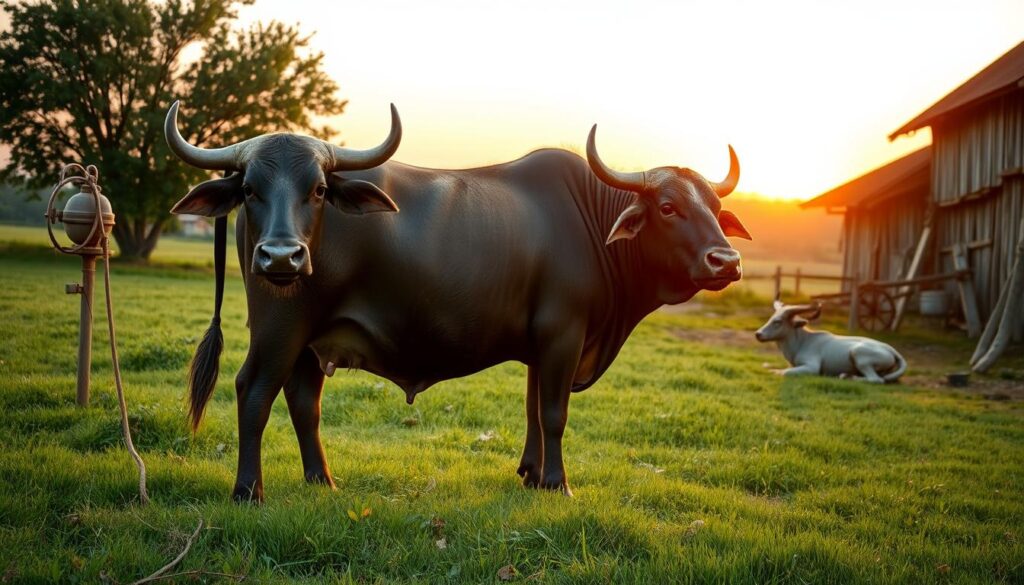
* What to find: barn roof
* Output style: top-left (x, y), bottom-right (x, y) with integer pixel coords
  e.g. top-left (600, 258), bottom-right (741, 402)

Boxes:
top-left (800, 146), bottom-right (931, 211)
top-left (889, 40), bottom-right (1024, 139)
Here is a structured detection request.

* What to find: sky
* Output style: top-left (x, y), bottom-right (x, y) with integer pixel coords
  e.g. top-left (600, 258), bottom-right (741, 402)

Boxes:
top-left (229, 0), bottom-right (1022, 200)
top-left (2, 1), bottom-right (1022, 201)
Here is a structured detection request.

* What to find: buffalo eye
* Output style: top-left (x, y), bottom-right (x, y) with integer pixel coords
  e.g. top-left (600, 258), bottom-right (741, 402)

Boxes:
top-left (242, 183), bottom-right (254, 198)
top-left (659, 203), bottom-right (675, 217)
top-left (313, 184), bottom-right (327, 200)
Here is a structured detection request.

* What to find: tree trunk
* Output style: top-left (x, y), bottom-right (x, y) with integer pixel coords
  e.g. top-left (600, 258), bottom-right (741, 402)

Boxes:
top-left (140, 220), bottom-right (164, 259)
top-left (112, 222), bottom-right (140, 259)
top-left (111, 217), bottom-right (165, 261)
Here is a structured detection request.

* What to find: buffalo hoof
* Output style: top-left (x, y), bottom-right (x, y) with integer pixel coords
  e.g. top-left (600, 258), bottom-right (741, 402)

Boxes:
top-left (304, 471), bottom-right (336, 488)
top-left (517, 461), bottom-right (542, 488)
top-left (539, 474), bottom-right (573, 497)
top-left (232, 482), bottom-right (264, 504)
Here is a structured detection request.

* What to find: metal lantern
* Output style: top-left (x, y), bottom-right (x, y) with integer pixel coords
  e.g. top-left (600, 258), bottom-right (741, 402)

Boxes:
top-left (60, 187), bottom-right (115, 248)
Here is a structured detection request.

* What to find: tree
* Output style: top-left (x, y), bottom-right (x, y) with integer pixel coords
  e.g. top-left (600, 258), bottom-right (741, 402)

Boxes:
top-left (0, 0), bottom-right (346, 259)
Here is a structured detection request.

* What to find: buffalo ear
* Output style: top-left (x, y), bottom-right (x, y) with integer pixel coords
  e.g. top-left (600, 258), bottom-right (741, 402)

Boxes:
top-left (606, 203), bottom-right (647, 245)
top-left (170, 173), bottom-right (243, 217)
top-left (719, 209), bottom-right (752, 240)
top-left (791, 316), bottom-right (809, 328)
top-left (327, 174), bottom-right (399, 215)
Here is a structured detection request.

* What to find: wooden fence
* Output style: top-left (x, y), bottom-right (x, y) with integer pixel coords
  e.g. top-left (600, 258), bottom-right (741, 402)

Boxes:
top-left (742, 266), bottom-right (851, 298)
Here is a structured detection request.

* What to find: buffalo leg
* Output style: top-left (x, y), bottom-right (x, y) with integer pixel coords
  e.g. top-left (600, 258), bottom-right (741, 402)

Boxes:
top-left (781, 362), bottom-right (820, 376)
top-left (517, 366), bottom-right (542, 487)
top-left (536, 328), bottom-right (584, 496)
top-left (232, 340), bottom-right (304, 503)
top-left (851, 344), bottom-right (889, 384)
top-left (284, 348), bottom-right (334, 487)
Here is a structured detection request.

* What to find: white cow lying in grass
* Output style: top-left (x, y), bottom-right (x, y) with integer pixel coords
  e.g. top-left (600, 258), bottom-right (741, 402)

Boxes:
top-left (754, 300), bottom-right (907, 383)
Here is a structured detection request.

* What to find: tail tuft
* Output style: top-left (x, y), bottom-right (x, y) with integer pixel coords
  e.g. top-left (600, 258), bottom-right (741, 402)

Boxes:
top-left (188, 317), bottom-right (223, 431)
top-left (188, 214), bottom-right (227, 431)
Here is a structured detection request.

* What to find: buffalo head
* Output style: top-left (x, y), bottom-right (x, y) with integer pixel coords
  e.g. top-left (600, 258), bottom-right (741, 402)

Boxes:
top-left (587, 126), bottom-right (751, 303)
top-left (755, 299), bottom-right (822, 342)
top-left (165, 101), bottom-right (401, 285)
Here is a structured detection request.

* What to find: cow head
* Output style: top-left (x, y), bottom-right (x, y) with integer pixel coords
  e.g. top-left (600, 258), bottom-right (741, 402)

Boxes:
top-left (165, 101), bottom-right (401, 286)
top-left (755, 299), bottom-right (822, 342)
top-left (587, 126), bottom-right (751, 304)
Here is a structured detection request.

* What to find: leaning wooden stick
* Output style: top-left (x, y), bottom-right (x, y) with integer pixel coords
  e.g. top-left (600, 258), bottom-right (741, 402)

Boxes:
top-left (972, 221), bottom-right (1024, 373)
top-left (129, 520), bottom-right (204, 585)
top-left (971, 271), bottom-right (1010, 366)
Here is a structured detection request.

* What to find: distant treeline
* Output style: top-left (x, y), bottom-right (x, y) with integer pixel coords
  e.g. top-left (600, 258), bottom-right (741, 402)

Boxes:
top-left (0, 184), bottom-right (48, 226)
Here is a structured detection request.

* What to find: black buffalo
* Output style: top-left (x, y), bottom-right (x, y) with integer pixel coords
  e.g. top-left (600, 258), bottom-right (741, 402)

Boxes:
top-left (166, 101), bottom-right (750, 501)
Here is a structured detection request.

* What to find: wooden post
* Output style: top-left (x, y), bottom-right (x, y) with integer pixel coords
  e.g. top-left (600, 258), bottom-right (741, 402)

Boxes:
top-left (795, 267), bottom-right (802, 296)
top-left (848, 272), bottom-right (860, 332)
top-left (891, 225), bottom-right (932, 331)
top-left (952, 244), bottom-right (982, 338)
top-left (73, 254), bottom-right (98, 407)
top-left (774, 265), bottom-right (782, 299)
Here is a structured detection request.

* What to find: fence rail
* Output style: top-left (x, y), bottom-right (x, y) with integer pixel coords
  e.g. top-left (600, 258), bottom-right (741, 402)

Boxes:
top-left (743, 266), bottom-right (850, 298)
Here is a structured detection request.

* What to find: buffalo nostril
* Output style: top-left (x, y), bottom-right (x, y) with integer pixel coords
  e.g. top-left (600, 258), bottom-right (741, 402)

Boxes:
top-left (707, 252), bottom-right (725, 269)
top-left (706, 249), bottom-right (741, 275)
top-left (255, 246), bottom-right (273, 269)
top-left (289, 247), bottom-right (305, 268)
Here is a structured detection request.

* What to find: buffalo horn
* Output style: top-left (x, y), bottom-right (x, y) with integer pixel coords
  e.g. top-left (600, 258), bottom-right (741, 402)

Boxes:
top-left (164, 101), bottom-right (255, 170)
top-left (325, 104), bottom-right (402, 171)
top-left (710, 145), bottom-right (740, 197)
top-left (781, 302), bottom-right (821, 320)
top-left (586, 125), bottom-right (647, 192)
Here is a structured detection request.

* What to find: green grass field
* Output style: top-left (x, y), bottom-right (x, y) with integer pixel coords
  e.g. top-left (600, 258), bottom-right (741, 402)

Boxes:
top-left (0, 234), bottom-right (1022, 583)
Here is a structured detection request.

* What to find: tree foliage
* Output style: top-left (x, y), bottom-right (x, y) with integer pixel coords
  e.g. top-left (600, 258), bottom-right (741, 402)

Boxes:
top-left (0, 0), bottom-right (346, 259)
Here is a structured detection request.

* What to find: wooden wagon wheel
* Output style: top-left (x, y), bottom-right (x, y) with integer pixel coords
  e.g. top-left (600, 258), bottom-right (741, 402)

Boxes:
top-left (857, 287), bottom-right (895, 332)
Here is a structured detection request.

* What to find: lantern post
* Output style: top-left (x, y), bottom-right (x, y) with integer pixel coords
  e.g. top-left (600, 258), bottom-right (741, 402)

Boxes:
top-left (45, 165), bottom-right (115, 407)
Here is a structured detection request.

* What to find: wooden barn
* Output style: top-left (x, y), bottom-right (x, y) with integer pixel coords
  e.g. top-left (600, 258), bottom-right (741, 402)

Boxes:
top-left (803, 40), bottom-right (1024, 342)
top-left (801, 146), bottom-right (931, 287)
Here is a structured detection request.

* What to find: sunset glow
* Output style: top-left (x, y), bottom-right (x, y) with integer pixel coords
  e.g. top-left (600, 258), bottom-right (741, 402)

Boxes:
top-left (225, 0), bottom-right (1021, 201)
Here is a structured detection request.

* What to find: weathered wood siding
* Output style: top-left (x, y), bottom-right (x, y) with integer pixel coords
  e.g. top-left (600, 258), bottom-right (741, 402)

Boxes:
top-left (841, 192), bottom-right (929, 291)
top-left (932, 90), bottom-right (1024, 205)
top-left (932, 88), bottom-right (1024, 338)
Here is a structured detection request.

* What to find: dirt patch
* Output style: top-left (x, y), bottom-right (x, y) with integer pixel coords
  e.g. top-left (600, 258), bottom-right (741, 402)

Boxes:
top-left (903, 372), bottom-right (1024, 401)
top-left (670, 326), bottom-right (766, 352)
top-left (670, 326), bottom-right (786, 371)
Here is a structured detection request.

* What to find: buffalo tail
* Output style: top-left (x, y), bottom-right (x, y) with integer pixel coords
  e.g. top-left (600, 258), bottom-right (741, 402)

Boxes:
top-left (188, 215), bottom-right (227, 431)
top-left (883, 349), bottom-right (907, 383)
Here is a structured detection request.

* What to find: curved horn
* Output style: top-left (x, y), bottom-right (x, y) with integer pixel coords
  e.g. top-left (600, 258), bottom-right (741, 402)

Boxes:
top-left (326, 104), bottom-right (402, 171)
top-left (586, 125), bottom-right (647, 192)
top-left (780, 302), bottom-right (819, 319)
top-left (804, 302), bottom-right (823, 321)
top-left (710, 145), bottom-right (739, 198)
top-left (164, 101), bottom-right (249, 171)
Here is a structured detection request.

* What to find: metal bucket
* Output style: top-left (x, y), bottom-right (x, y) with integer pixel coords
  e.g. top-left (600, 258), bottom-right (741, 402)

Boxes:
top-left (947, 372), bottom-right (970, 387)
top-left (919, 290), bottom-right (949, 316)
